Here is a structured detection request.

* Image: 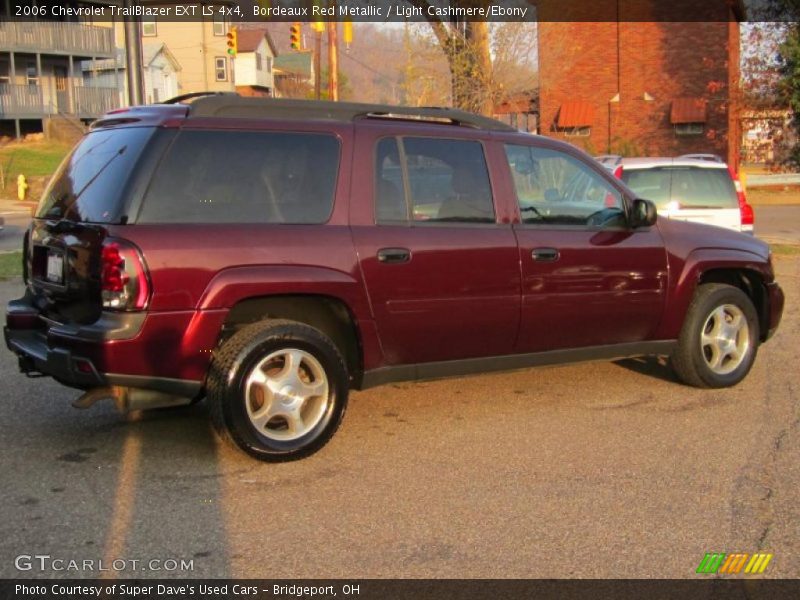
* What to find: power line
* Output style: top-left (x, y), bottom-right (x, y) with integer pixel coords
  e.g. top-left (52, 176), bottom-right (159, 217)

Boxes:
top-left (340, 51), bottom-right (400, 85)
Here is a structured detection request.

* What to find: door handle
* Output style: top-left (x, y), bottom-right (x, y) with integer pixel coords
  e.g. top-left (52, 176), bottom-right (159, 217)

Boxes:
top-left (377, 247), bottom-right (411, 264)
top-left (531, 247), bottom-right (560, 262)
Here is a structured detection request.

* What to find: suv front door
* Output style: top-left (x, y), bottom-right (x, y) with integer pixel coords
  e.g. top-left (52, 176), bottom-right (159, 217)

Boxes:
top-left (350, 125), bottom-right (520, 366)
top-left (502, 142), bottom-right (668, 353)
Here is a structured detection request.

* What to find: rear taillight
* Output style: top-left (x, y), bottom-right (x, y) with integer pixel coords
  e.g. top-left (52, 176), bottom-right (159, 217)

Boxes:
top-left (101, 239), bottom-right (150, 310)
top-left (728, 166), bottom-right (754, 234)
top-left (613, 165), bottom-right (623, 179)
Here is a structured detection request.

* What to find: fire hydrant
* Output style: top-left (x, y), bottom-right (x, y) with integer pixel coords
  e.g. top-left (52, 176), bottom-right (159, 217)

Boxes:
top-left (17, 174), bottom-right (28, 201)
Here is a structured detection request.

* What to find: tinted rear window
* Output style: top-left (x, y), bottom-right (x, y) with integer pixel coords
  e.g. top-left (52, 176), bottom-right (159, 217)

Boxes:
top-left (37, 127), bottom-right (154, 223)
top-left (621, 166), bottom-right (737, 209)
top-left (138, 130), bottom-right (340, 224)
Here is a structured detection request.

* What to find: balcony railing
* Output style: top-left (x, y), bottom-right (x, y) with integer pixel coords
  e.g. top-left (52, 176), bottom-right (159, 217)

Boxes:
top-left (0, 83), bottom-right (118, 118)
top-left (74, 85), bottom-right (118, 117)
top-left (0, 83), bottom-right (44, 117)
top-left (0, 20), bottom-right (114, 58)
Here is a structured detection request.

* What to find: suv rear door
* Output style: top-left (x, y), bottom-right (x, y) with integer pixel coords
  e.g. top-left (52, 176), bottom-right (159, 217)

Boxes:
top-left (350, 123), bottom-right (520, 366)
top-left (27, 125), bottom-right (161, 324)
top-left (500, 140), bottom-right (668, 352)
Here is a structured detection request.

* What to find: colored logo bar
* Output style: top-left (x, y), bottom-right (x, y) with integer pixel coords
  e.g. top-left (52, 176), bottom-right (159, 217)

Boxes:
top-left (696, 552), bottom-right (773, 574)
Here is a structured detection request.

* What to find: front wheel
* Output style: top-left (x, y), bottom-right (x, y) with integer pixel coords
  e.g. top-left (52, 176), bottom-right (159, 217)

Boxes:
top-left (671, 283), bottom-right (759, 388)
top-left (208, 319), bottom-right (349, 461)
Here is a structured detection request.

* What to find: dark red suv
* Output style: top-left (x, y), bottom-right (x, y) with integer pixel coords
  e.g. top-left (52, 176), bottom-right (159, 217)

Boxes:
top-left (4, 94), bottom-right (785, 461)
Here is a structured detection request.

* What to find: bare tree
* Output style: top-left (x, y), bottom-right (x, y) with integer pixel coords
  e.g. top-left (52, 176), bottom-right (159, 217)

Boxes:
top-left (399, 20), bottom-right (537, 113)
top-left (488, 22), bottom-right (538, 107)
top-left (407, 1), bottom-right (495, 114)
top-left (401, 23), bottom-right (451, 106)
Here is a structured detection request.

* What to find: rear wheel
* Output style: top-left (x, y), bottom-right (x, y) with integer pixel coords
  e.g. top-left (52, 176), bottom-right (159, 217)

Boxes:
top-left (671, 283), bottom-right (759, 388)
top-left (208, 319), bottom-right (348, 461)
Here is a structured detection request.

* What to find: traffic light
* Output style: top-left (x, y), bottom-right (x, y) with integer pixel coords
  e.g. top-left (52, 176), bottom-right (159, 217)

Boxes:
top-left (290, 22), bottom-right (301, 50)
top-left (226, 27), bottom-right (238, 58)
top-left (343, 20), bottom-right (352, 50)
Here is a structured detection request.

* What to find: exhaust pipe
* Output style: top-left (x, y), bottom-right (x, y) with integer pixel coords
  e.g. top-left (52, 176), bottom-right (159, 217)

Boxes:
top-left (72, 386), bottom-right (193, 412)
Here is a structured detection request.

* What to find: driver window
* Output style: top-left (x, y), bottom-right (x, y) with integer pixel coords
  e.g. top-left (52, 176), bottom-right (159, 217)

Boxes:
top-left (504, 144), bottom-right (625, 227)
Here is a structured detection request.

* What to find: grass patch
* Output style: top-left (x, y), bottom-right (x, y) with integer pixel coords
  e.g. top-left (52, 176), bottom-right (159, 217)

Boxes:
top-left (0, 251), bottom-right (23, 280)
top-left (770, 243), bottom-right (800, 256)
top-left (747, 187), bottom-right (800, 206)
top-left (0, 140), bottom-right (71, 184)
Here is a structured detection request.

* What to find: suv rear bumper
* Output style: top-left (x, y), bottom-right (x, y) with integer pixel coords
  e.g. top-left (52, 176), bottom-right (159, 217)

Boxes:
top-left (6, 326), bottom-right (102, 389)
top-left (5, 327), bottom-right (202, 397)
top-left (4, 294), bottom-right (221, 398)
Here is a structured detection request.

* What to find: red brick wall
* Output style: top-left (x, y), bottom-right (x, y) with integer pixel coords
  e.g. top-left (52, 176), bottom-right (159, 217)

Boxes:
top-left (537, 1), bottom-right (740, 163)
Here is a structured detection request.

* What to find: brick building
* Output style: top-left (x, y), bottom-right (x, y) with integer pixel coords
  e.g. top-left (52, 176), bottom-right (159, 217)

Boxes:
top-left (537, 0), bottom-right (744, 168)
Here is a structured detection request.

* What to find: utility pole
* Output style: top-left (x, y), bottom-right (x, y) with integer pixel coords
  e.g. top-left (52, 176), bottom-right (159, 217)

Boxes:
top-left (314, 30), bottom-right (322, 100)
top-left (123, 0), bottom-right (144, 106)
top-left (327, 21), bottom-right (338, 101)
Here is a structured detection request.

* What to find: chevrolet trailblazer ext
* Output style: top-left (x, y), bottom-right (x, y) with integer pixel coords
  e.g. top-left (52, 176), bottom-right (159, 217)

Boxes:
top-left (4, 95), bottom-right (785, 461)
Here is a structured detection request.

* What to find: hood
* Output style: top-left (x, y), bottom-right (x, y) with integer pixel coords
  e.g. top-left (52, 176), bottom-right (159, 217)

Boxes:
top-left (657, 216), bottom-right (770, 260)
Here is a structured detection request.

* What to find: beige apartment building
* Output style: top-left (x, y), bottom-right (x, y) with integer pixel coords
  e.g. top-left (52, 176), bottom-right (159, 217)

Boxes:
top-left (136, 4), bottom-right (236, 95)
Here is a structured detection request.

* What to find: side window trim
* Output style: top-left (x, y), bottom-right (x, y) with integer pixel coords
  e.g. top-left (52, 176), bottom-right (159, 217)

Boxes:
top-left (374, 134), bottom-right (498, 227)
top-left (373, 136), bottom-right (410, 226)
top-left (397, 137), bottom-right (413, 223)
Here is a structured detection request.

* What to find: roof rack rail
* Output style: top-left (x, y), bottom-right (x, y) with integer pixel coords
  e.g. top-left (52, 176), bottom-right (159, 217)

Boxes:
top-left (185, 95), bottom-right (515, 131)
top-left (162, 91), bottom-right (238, 105)
top-left (676, 153), bottom-right (724, 163)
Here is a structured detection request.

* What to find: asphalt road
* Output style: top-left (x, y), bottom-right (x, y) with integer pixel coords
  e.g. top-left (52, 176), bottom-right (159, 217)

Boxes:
top-left (0, 256), bottom-right (797, 580)
top-left (754, 205), bottom-right (800, 245)
top-left (0, 210), bottom-right (30, 253)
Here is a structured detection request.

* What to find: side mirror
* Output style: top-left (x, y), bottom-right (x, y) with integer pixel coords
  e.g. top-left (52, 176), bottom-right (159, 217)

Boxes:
top-left (631, 198), bottom-right (657, 228)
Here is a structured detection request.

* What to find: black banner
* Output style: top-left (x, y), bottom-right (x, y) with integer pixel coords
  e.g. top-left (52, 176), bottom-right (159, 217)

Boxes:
top-left (4, 0), bottom-right (798, 23)
top-left (3, 580), bottom-right (800, 600)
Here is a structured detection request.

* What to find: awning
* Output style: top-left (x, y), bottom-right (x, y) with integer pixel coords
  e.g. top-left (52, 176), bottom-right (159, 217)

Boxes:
top-left (557, 101), bottom-right (595, 128)
top-left (671, 98), bottom-right (707, 124)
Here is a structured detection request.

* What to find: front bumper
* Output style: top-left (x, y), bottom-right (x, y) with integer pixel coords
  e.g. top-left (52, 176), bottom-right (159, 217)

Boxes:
top-left (764, 281), bottom-right (784, 341)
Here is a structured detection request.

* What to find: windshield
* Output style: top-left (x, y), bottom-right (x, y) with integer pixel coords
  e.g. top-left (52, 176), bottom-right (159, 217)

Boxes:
top-left (621, 166), bottom-right (737, 209)
top-left (37, 127), bottom-right (155, 223)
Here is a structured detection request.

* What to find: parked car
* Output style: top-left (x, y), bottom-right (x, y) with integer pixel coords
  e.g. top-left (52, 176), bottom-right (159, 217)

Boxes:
top-left (0, 216), bottom-right (4, 233)
top-left (5, 95), bottom-right (784, 461)
top-left (613, 157), bottom-right (754, 234)
top-left (594, 154), bottom-right (624, 178)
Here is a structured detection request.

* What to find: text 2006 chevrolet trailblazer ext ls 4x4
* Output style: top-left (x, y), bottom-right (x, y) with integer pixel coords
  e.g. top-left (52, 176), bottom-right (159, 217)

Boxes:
top-left (4, 95), bottom-right (785, 461)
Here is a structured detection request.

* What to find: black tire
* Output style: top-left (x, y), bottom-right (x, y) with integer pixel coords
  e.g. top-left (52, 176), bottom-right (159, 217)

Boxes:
top-left (671, 283), bottom-right (759, 388)
top-left (208, 319), bottom-right (348, 461)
